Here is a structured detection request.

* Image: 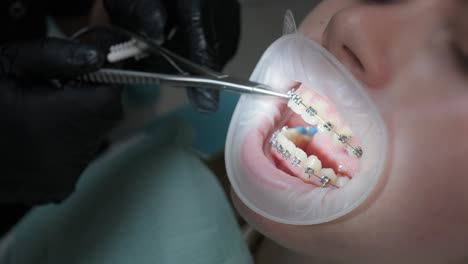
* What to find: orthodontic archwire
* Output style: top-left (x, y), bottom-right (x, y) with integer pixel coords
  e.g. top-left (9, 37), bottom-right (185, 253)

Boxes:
top-left (270, 126), bottom-right (340, 188)
top-left (287, 89), bottom-right (363, 159)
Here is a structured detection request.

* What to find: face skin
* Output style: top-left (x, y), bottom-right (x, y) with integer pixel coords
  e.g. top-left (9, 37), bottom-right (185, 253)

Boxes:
top-left (232, 0), bottom-right (468, 263)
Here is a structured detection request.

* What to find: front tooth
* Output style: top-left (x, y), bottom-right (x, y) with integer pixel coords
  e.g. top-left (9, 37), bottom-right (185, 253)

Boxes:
top-left (276, 133), bottom-right (295, 159)
top-left (287, 98), bottom-right (302, 114)
top-left (277, 133), bottom-right (295, 149)
top-left (302, 155), bottom-right (322, 180)
top-left (301, 106), bottom-right (319, 125)
top-left (301, 99), bottom-right (327, 126)
top-left (347, 145), bottom-right (363, 158)
top-left (291, 148), bottom-right (307, 167)
top-left (287, 92), bottom-right (308, 114)
top-left (312, 99), bottom-right (328, 117)
top-left (335, 176), bottom-right (350, 187)
top-left (333, 127), bottom-right (353, 147)
top-left (318, 120), bottom-right (334, 134)
top-left (321, 168), bottom-right (337, 185)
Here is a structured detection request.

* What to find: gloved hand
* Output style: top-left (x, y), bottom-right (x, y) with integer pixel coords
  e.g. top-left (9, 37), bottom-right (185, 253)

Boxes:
top-left (104, 0), bottom-right (241, 113)
top-left (0, 37), bottom-right (123, 205)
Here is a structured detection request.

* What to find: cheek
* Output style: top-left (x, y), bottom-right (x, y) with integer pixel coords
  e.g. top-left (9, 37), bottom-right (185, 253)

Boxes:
top-left (232, 65), bottom-right (468, 259)
top-left (365, 62), bottom-right (468, 256)
top-left (231, 5), bottom-right (468, 258)
top-left (386, 88), bottom-right (468, 223)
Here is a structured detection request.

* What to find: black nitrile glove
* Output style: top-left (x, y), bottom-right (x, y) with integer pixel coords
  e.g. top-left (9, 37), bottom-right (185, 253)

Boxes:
top-left (0, 37), bottom-right (123, 205)
top-left (104, 0), bottom-right (241, 113)
top-left (0, 0), bottom-right (95, 44)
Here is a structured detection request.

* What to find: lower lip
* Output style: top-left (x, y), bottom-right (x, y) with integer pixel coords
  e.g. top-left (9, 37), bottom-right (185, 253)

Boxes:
top-left (240, 119), bottom-right (297, 190)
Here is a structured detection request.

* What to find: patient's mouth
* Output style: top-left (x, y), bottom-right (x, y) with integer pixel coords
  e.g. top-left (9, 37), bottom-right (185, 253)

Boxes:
top-left (268, 85), bottom-right (361, 188)
top-left (225, 32), bottom-right (387, 224)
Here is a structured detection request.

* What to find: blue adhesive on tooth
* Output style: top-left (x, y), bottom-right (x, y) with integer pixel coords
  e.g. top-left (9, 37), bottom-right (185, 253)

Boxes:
top-left (295, 126), bottom-right (307, 135)
top-left (308, 127), bottom-right (318, 136)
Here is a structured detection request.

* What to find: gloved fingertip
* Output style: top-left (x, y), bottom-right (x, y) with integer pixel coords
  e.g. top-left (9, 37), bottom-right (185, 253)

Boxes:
top-left (187, 88), bottom-right (219, 113)
top-left (71, 44), bottom-right (105, 73)
top-left (104, 0), bottom-right (167, 44)
top-left (85, 49), bottom-right (103, 67)
top-left (142, 29), bottom-right (165, 45)
top-left (4, 38), bottom-right (106, 79)
top-left (137, 4), bottom-right (168, 43)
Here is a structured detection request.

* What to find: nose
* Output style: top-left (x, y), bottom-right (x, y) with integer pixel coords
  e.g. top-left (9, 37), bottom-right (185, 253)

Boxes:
top-left (322, 6), bottom-right (396, 89)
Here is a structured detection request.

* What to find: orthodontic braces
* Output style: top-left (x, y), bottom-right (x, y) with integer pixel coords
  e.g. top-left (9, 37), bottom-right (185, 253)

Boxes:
top-left (270, 127), bottom-right (339, 188)
top-left (287, 89), bottom-right (363, 158)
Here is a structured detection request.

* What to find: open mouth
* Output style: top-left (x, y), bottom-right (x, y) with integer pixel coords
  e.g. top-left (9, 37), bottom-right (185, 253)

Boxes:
top-left (225, 33), bottom-right (387, 225)
top-left (269, 85), bottom-right (362, 188)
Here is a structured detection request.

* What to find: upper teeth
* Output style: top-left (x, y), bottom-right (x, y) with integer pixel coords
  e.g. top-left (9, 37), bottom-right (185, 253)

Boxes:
top-left (303, 155), bottom-right (322, 178)
top-left (287, 89), bottom-right (363, 158)
top-left (333, 127), bottom-right (353, 147)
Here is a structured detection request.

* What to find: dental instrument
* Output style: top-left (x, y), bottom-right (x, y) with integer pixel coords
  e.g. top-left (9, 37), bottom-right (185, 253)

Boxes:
top-left (79, 68), bottom-right (290, 99)
top-left (71, 26), bottom-right (289, 100)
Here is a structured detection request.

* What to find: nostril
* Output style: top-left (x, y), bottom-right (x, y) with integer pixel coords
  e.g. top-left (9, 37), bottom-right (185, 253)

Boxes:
top-left (342, 45), bottom-right (364, 73)
top-left (341, 43), bottom-right (389, 89)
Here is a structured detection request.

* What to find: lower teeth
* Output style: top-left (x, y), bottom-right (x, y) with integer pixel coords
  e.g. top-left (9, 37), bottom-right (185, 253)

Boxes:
top-left (270, 127), bottom-right (351, 188)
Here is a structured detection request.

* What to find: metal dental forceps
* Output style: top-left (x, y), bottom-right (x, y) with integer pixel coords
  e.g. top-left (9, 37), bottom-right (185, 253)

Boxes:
top-left (74, 26), bottom-right (289, 99)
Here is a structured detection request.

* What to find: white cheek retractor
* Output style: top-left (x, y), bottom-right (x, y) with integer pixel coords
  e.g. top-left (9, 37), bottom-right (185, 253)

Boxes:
top-left (225, 11), bottom-right (388, 225)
